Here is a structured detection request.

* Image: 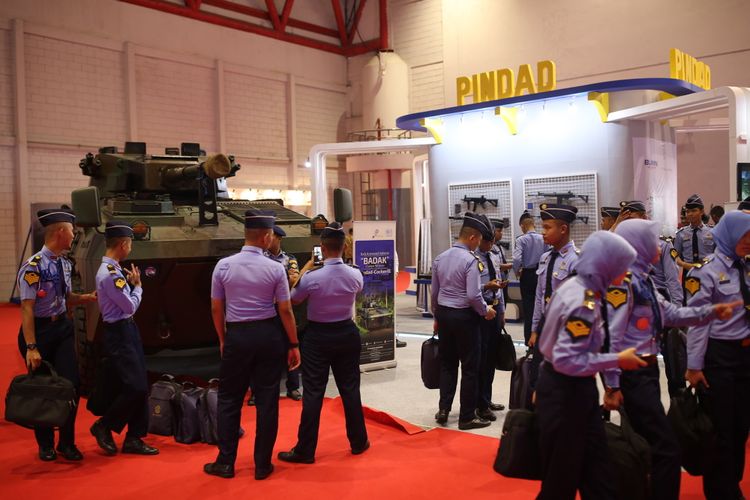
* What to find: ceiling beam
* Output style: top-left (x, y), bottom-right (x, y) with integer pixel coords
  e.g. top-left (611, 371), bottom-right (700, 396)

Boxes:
top-left (347, 0), bottom-right (367, 46)
top-left (330, 0), bottom-right (348, 47)
top-left (279, 0), bottom-right (295, 31)
top-left (264, 0), bottom-right (280, 30)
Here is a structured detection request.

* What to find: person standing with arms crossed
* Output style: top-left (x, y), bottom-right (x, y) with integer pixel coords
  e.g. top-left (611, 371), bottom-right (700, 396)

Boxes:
top-left (90, 221), bottom-right (159, 457)
top-left (432, 212), bottom-right (497, 430)
top-left (673, 194), bottom-right (716, 301)
top-left (17, 208), bottom-right (97, 461)
top-left (513, 211), bottom-right (546, 345)
top-left (277, 222), bottom-right (369, 464)
top-left (204, 209), bottom-right (301, 480)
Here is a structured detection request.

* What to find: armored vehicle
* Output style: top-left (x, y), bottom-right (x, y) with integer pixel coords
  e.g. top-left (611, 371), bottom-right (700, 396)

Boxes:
top-left (69, 142), bottom-right (348, 391)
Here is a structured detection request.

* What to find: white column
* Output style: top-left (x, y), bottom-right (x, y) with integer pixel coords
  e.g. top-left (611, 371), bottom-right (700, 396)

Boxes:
top-left (12, 18), bottom-right (29, 259)
top-left (287, 74), bottom-right (298, 187)
top-left (124, 42), bottom-right (138, 141)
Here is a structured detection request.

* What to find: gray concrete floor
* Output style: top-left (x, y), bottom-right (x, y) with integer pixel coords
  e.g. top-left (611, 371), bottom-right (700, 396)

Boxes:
top-left (314, 293), bottom-right (671, 438)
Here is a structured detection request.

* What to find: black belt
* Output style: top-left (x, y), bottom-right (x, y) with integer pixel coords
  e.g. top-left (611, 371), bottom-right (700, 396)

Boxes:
top-left (524, 265), bottom-right (539, 271)
top-left (308, 319), bottom-right (355, 328)
top-left (226, 317), bottom-right (277, 327)
top-left (104, 317), bottom-right (135, 326)
top-left (35, 314), bottom-right (65, 325)
top-left (710, 337), bottom-right (750, 348)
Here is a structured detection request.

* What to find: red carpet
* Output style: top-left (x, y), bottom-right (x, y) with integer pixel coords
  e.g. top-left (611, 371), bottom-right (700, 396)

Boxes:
top-left (0, 303), bottom-right (747, 499)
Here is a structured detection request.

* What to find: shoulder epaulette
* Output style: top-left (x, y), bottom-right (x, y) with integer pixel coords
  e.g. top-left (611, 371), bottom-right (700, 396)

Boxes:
top-left (623, 271), bottom-right (632, 284)
top-left (583, 289), bottom-right (596, 310)
top-left (675, 226), bottom-right (686, 233)
top-left (106, 264), bottom-right (117, 275)
top-left (27, 254), bottom-right (42, 267)
top-left (306, 265), bottom-right (323, 274)
top-left (347, 263), bottom-right (359, 269)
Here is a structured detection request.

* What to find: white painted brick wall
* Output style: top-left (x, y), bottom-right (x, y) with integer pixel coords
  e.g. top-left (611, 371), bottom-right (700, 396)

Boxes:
top-left (27, 147), bottom-right (90, 204)
top-left (135, 55), bottom-right (217, 154)
top-left (295, 84), bottom-right (347, 168)
top-left (224, 71), bottom-right (288, 159)
top-left (0, 28), bottom-right (14, 138)
top-left (0, 146), bottom-right (18, 299)
top-left (24, 33), bottom-right (127, 145)
top-left (410, 63), bottom-right (445, 112)
top-left (228, 158), bottom-right (289, 189)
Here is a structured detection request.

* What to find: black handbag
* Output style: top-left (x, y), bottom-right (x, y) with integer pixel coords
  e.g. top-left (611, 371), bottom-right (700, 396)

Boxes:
top-left (493, 409), bottom-right (542, 480)
top-left (667, 387), bottom-right (717, 475)
top-left (420, 332), bottom-right (440, 389)
top-left (604, 409), bottom-right (652, 500)
top-left (86, 356), bottom-right (122, 417)
top-left (4, 360), bottom-right (77, 428)
top-left (494, 328), bottom-right (517, 371)
top-left (509, 351), bottom-right (534, 410)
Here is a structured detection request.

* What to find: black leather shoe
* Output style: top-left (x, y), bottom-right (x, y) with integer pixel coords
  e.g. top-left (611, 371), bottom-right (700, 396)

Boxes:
top-left (489, 402), bottom-right (505, 411)
top-left (122, 437), bottom-right (159, 455)
top-left (255, 463), bottom-right (274, 480)
top-left (56, 444), bottom-right (83, 461)
top-left (434, 409), bottom-right (449, 425)
top-left (458, 417), bottom-right (491, 430)
top-left (39, 446), bottom-right (57, 461)
top-left (204, 462), bottom-right (235, 479)
top-left (90, 420), bottom-right (117, 455)
top-left (277, 449), bottom-right (315, 464)
top-left (351, 440), bottom-right (370, 455)
top-left (476, 408), bottom-right (497, 421)
top-left (247, 394), bottom-right (256, 406)
top-left (286, 389), bottom-right (302, 401)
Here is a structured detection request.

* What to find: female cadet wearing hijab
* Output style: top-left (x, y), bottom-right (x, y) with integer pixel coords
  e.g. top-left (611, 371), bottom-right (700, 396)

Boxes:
top-left (535, 231), bottom-right (647, 499)
top-left (603, 219), bottom-right (739, 500)
top-left (685, 210), bottom-right (750, 499)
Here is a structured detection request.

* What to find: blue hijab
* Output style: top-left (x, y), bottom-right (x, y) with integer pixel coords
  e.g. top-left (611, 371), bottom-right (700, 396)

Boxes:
top-left (711, 210), bottom-right (750, 258)
top-left (614, 219), bottom-right (661, 274)
top-left (577, 231), bottom-right (637, 294)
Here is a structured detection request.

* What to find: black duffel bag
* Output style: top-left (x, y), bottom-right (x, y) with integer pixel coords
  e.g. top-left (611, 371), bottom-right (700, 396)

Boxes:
top-left (604, 409), bottom-right (652, 500)
top-left (667, 386), bottom-right (717, 475)
top-left (421, 332), bottom-right (440, 389)
top-left (509, 351), bottom-right (534, 410)
top-left (494, 328), bottom-right (517, 371)
top-left (493, 409), bottom-right (542, 480)
top-left (5, 360), bottom-right (77, 428)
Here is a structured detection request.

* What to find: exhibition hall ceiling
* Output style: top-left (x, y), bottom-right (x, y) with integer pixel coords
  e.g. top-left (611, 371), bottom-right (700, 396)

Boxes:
top-left (119, 0), bottom-right (387, 56)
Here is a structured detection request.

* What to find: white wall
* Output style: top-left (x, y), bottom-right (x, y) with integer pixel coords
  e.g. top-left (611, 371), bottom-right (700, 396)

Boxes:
top-left (0, 0), bottom-right (353, 300)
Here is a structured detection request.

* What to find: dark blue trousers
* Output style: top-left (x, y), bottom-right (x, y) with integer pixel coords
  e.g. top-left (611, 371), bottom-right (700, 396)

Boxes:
top-left (293, 320), bottom-right (367, 458)
top-left (536, 364), bottom-right (615, 500)
top-left (478, 307), bottom-right (500, 410)
top-left (18, 317), bottom-right (79, 448)
top-left (100, 319), bottom-right (149, 437)
top-left (519, 269), bottom-right (538, 345)
top-left (620, 363), bottom-right (681, 500)
top-left (216, 319), bottom-right (285, 472)
top-left (702, 338), bottom-right (750, 500)
top-left (436, 306), bottom-right (480, 422)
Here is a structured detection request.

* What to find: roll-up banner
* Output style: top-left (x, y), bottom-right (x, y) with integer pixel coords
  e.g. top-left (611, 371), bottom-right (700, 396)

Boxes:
top-left (353, 220), bottom-right (397, 372)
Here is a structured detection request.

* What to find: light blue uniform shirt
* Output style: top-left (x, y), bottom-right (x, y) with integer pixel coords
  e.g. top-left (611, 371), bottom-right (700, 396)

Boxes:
top-left (490, 243), bottom-right (510, 281)
top-left (17, 246), bottom-right (72, 317)
top-left (604, 271), bottom-right (714, 387)
top-left (291, 258), bottom-right (363, 322)
top-left (512, 230), bottom-right (546, 274)
top-left (538, 276), bottom-right (619, 377)
top-left (650, 239), bottom-right (683, 304)
top-left (431, 242), bottom-right (488, 317)
top-left (265, 249), bottom-right (298, 272)
top-left (95, 256), bottom-right (143, 323)
top-left (211, 245), bottom-right (289, 322)
top-left (477, 247), bottom-right (505, 313)
top-left (532, 241), bottom-right (580, 333)
top-left (686, 251), bottom-right (750, 370)
top-left (673, 223), bottom-right (715, 263)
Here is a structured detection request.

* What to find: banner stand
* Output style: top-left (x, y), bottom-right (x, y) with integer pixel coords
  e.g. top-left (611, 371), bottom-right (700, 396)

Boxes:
top-left (353, 220), bottom-right (397, 372)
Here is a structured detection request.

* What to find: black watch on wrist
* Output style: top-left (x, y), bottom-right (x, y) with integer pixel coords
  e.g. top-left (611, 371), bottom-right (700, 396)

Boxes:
top-left (289, 343), bottom-right (299, 349)
top-left (26, 343), bottom-right (38, 351)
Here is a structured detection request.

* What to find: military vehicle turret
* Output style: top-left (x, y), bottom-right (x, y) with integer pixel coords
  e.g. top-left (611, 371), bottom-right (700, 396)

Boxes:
top-left (69, 141), bottom-right (346, 390)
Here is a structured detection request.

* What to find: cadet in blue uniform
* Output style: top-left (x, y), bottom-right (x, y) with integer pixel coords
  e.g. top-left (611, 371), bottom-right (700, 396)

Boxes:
top-left (536, 231), bottom-right (646, 499)
top-left (513, 211), bottom-right (546, 344)
top-left (600, 206), bottom-right (620, 231)
top-left (476, 215), bottom-right (505, 421)
top-left (603, 219), bottom-right (737, 500)
top-left (673, 194), bottom-right (716, 288)
top-left (490, 218), bottom-right (513, 309)
top-left (265, 224), bottom-right (302, 401)
top-left (277, 222), bottom-right (369, 464)
top-left (432, 212), bottom-right (497, 429)
top-left (528, 204), bottom-right (580, 391)
top-left (685, 210), bottom-right (750, 499)
top-left (90, 221), bottom-right (159, 457)
top-left (17, 209), bottom-right (97, 461)
top-left (204, 209), bottom-right (301, 480)
top-left (616, 200), bottom-right (687, 396)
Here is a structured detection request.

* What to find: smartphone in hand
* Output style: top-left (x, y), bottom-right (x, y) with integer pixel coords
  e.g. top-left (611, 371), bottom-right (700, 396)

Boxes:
top-left (312, 245), bottom-right (323, 265)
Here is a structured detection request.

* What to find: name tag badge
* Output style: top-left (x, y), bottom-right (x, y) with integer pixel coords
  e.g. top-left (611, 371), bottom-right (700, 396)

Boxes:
top-left (718, 272), bottom-right (731, 285)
